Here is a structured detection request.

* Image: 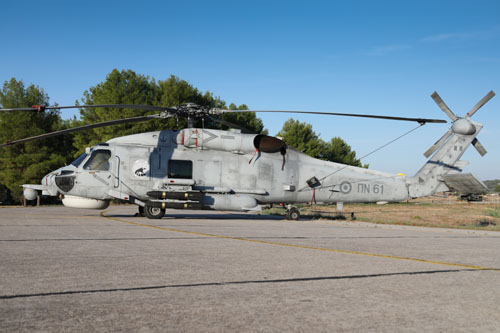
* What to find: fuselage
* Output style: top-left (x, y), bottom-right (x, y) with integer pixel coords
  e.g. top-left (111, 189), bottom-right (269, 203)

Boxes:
top-left (46, 128), bottom-right (410, 209)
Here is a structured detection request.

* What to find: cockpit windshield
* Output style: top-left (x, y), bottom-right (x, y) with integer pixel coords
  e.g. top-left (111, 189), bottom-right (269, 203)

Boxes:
top-left (71, 152), bottom-right (89, 167)
top-left (83, 150), bottom-right (111, 171)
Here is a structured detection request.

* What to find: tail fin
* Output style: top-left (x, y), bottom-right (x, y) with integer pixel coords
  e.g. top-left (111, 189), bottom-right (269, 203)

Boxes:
top-left (408, 91), bottom-right (494, 198)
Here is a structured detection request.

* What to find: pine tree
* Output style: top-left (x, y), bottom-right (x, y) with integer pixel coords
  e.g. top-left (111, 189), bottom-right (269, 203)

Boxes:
top-left (277, 118), bottom-right (365, 167)
top-left (0, 78), bottom-right (70, 202)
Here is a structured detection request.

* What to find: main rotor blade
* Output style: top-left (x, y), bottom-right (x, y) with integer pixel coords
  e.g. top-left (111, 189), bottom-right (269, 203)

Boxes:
top-left (0, 114), bottom-right (168, 148)
top-left (219, 109), bottom-right (446, 124)
top-left (206, 115), bottom-right (255, 134)
top-left (0, 104), bottom-right (173, 112)
top-left (430, 92), bottom-right (458, 121)
top-left (471, 138), bottom-right (487, 156)
top-left (423, 128), bottom-right (453, 158)
top-left (466, 90), bottom-right (496, 118)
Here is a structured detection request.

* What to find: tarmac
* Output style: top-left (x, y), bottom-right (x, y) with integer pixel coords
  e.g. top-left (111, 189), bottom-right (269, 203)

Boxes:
top-left (1, 205), bottom-right (499, 332)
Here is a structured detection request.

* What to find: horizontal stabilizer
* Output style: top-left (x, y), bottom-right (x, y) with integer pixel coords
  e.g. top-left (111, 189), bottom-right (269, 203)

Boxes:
top-left (452, 160), bottom-right (470, 172)
top-left (441, 173), bottom-right (488, 194)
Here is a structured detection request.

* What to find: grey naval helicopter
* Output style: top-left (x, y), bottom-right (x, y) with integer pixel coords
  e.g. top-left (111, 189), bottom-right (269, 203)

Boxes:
top-left (0, 90), bottom-right (495, 219)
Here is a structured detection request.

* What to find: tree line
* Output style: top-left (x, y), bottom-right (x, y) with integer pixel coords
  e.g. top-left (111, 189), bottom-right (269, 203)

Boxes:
top-left (483, 180), bottom-right (500, 192)
top-left (0, 69), bottom-right (364, 203)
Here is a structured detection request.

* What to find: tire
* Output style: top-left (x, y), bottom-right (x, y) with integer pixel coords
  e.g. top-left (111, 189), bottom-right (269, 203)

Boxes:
top-left (287, 208), bottom-right (300, 221)
top-left (144, 204), bottom-right (165, 219)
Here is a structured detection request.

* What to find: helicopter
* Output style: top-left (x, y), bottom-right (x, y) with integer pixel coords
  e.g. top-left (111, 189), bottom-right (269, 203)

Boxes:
top-left (0, 91), bottom-right (495, 220)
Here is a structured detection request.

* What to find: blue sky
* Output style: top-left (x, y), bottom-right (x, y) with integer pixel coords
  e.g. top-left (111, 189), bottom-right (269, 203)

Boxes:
top-left (1, 0), bottom-right (499, 179)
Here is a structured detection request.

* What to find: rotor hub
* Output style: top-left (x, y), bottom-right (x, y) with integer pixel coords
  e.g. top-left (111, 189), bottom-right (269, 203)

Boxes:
top-left (452, 118), bottom-right (476, 135)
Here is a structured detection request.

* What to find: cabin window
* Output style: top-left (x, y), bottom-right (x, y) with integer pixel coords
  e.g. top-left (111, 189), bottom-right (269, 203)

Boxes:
top-left (83, 150), bottom-right (111, 171)
top-left (168, 160), bottom-right (192, 179)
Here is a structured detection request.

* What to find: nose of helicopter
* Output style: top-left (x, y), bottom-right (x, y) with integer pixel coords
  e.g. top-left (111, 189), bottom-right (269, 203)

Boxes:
top-left (41, 165), bottom-right (78, 193)
top-left (41, 173), bottom-right (55, 187)
top-left (54, 170), bottom-right (77, 193)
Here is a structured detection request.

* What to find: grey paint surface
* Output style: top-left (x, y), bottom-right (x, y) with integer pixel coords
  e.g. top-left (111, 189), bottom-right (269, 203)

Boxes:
top-left (1, 206), bottom-right (499, 331)
top-left (32, 127), bottom-right (460, 210)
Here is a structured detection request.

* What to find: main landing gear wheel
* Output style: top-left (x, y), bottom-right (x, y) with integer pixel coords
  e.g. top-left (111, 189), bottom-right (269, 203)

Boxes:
top-left (286, 207), bottom-right (300, 220)
top-left (144, 204), bottom-right (165, 219)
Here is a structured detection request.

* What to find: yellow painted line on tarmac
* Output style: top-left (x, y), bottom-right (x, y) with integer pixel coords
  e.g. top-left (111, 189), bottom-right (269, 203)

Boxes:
top-left (101, 211), bottom-right (500, 272)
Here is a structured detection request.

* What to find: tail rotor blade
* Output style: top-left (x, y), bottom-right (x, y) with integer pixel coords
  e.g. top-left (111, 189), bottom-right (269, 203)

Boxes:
top-left (424, 128), bottom-right (453, 158)
top-left (466, 90), bottom-right (496, 118)
top-left (431, 92), bottom-right (458, 121)
top-left (471, 138), bottom-right (487, 156)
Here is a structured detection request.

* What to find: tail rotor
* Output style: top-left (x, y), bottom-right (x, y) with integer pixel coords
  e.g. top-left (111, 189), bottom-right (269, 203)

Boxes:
top-left (424, 91), bottom-right (495, 158)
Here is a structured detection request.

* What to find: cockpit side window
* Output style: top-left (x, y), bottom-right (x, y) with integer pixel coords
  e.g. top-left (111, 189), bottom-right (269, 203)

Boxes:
top-left (83, 150), bottom-right (111, 171)
top-left (71, 152), bottom-right (89, 167)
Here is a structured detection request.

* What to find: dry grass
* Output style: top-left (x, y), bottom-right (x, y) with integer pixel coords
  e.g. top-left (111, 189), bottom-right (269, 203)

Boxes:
top-left (267, 195), bottom-right (500, 231)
